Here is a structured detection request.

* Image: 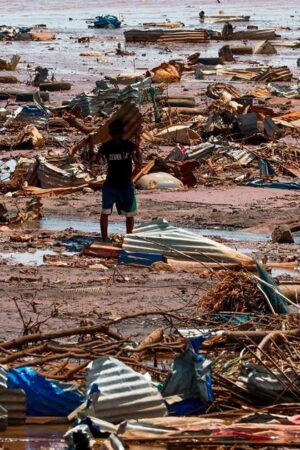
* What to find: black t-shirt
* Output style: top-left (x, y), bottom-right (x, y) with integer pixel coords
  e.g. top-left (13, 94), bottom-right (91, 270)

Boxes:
top-left (99, 139), bottom-right (135, 186)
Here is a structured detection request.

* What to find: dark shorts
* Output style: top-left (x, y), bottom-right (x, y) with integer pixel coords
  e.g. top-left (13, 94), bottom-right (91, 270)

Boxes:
top-left (102, 183), bottom-right (137, 217)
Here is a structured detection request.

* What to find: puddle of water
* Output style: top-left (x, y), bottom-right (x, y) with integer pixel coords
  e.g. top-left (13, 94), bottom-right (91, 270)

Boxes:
top-left (19, 216), bottom-right (299, 247)
top-left (8, 216), bottom-right (299, 266)
top-left (39, 217), bottom-right (269, 242)
top-left (191, 227), bottom-right (271, 242)
top-left (56, 235), bottom-right (94, 252)
top-left (40, 216), bottom-right (125, 234)
top-left (0, 249), bottom-right (75, 266)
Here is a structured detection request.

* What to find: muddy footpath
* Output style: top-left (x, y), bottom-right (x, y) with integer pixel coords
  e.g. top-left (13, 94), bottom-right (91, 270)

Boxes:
top-left (0, 0), bottom-right (299, 448)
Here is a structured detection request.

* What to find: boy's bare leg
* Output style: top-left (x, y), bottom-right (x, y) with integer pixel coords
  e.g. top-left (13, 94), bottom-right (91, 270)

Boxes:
top-left (100, 213), bottom-right (109, 241)
top-left (126, 217), bottom-right (134, 234)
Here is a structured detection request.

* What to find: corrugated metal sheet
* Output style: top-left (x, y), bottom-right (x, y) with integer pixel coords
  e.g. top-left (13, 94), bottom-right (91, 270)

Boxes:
top-left (0, 389), bottom-right (26, 424)
top-left (37, 158), bottom-right (92, 188)
top-left (0, 367), bottom-right (7, 389)
top-left (268, 83), bottom-right (300, 99)
top-left (254, 66), bottom-right (292, 82)
top-left (0, 405), bottom-right (7, 432)
top-left (123, 220), bottom-right (252, 265)
top-left (186, 142), bottom-right (216, 160)
top-left (69, 78), bottom-right (152, 117)
top-left (70, 102), bottom-right (143, 155)
top-left (218, 65), bottom-right (291, 82)
top-left (226, 149), bottom-right (256, 166)
top-left (124, 29), bottom-right (209, 43)
top-left (85, 357), bottom-right (167, 423)
top-left (247, 86), bottom-right (271, 98)
top-left (231, 29), bottom-right (277, 40)
top-left (206, 83), bottom-right (241, 99)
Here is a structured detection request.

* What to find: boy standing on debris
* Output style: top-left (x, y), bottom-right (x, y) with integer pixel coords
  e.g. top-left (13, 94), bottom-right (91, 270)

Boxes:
top-left (97, 119), bottom-right (142, 242)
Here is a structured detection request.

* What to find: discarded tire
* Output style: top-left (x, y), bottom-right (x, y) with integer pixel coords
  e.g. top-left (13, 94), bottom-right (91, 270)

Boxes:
top-left (15, 92), bottom-right (50, 102)
top-left (39, 82), bottom-right (71, 92)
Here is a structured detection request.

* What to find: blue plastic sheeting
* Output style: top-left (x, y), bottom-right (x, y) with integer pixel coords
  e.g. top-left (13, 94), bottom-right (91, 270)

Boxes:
top-left (20, 106), bottom-right (46, 117)
top-left (247, 179), bottom-right (300, 190)
top-left (256, 263), bottom-right (289, 314)
top-left (7, 367), bottom-right (84, 416)
top-left (19, 27), bottom-right (31, 33)
top-left (162, 336), bottom-right (214, 415)
top-left (118, 250), bottom-right (163, 267)
top-left (93, 15), bottom-right (121, 29)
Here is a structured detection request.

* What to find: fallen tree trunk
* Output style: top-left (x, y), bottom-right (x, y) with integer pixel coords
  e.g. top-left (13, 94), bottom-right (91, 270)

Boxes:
top-left (223, 328), bottom-right (300, 344)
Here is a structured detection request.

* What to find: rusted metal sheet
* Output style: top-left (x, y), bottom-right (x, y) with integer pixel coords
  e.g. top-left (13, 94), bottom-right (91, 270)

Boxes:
top-left (206, 83), bottom-right (241, 99)
top-left (254, 66), bottom-right (292, 82)
top-left (70, 102), bottom-right (142, 156)
top-left (0, 389), bottom-right (26, 425)
top-left (124, 29), bottom-right (209, 43)
top-left (247, 86), bottom-right (271, 98)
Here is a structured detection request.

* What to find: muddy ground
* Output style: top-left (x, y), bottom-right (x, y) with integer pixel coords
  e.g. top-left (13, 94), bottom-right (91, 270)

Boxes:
top-left (0, 0), bottom-right (299, 337)
top-left (0, 184), bottom-right (298, 342)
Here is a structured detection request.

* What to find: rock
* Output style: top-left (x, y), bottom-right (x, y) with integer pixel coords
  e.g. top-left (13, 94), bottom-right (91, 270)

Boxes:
top-left (151, 261), bottom-right (173, 272)
top-left (271, 224), bottom-right (294, 244)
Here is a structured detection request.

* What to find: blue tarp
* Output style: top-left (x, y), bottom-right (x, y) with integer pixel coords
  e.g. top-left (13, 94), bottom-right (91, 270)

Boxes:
top-left (93, 15), bottom-right (121, 29)
top-left (118, 250), bottom-right (163, 267)
top-left (7, 367), bottom-right (84, 416)
top-left (247, 179), bottom-right (300, 190)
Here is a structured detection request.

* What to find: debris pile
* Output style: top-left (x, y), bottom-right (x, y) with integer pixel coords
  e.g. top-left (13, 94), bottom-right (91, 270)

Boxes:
top-left (199, 271), bottom-right (267, 313)
top-left (0, 3), bottom-right (299, 449)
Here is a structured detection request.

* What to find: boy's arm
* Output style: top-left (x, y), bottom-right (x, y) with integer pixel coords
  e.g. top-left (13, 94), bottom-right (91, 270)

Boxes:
top-left (132, 136), bottom-right (143, 167)
top-left (95, 143), bottom-right (106, 164)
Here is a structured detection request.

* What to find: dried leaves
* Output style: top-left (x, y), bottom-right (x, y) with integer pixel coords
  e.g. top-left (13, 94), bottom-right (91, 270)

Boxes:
top-left (198, 271), bottom-right (267, 314)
